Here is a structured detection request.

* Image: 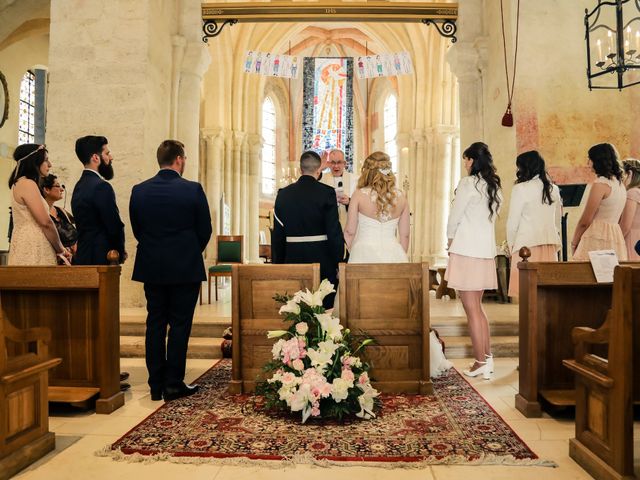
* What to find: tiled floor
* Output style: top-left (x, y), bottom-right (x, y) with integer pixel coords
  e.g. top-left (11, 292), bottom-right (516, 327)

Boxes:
top-left (14, 297), bottom-right (640, 480)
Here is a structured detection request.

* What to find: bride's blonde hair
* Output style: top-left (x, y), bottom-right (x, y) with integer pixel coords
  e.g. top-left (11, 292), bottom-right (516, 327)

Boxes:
top-left (357, 151), bottom-right (398, 218)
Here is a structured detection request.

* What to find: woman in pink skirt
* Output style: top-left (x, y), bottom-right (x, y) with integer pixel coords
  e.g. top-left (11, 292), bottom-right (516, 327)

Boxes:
top-left (619, 158), bottom-right (640, 261)
top-left (572, 143), bottom-right (627, 261)
top-left (446, 142), bottom-right (502, 380)
top-left (506, 151), bottom-right (562, 298)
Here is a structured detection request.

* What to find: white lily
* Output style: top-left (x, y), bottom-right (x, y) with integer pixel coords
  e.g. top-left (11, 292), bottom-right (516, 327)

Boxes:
top-left (317, 279), bottom-right (336, 300)
top-left (315, 313), bottom-right (344, 341)
top-left (306, 347), bottom-right (333, 368)
top-left (279, 299), bottom-right (300, 315)
top-left (267, 330), bottom-right (289, 339)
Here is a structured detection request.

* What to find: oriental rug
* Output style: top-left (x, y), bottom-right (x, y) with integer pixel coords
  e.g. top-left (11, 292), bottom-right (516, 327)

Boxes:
top-left (101, 360), bottom-right (554, 468)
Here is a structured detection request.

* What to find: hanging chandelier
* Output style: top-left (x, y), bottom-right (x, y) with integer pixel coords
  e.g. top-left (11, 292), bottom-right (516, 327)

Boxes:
top-left (585, 0), bottom-right (640, 90)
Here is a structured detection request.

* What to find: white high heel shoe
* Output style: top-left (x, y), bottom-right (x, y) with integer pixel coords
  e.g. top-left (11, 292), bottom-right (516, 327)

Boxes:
top-left (463, 360), bottom-right (491, 380)
top-left (485, 354), bottom-right (494, 373)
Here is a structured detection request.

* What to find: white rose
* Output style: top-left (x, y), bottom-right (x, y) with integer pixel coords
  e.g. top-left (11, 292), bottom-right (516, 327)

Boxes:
top-left (331, 378), bottom-right (350, 403)
top-left (295, 322), bottom-right (309, 335)
top-left (271, 339), bottom-right (285, 359)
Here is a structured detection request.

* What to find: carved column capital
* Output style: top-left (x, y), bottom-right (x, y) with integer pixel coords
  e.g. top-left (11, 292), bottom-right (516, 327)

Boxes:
top-left (246, 133), bottom-right (262, 154)
top-left (181, 42), bottom-right (212, 79)
top-left (232, 131), bottom-right (247, 150)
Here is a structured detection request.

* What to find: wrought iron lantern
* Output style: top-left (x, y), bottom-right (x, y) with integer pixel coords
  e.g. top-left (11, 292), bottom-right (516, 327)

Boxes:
top-left (585, 0), bottom-right (640, 90)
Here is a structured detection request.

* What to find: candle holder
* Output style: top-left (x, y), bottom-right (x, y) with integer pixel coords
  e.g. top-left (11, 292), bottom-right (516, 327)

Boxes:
top-left (585, 0), bottom-right (640, 90)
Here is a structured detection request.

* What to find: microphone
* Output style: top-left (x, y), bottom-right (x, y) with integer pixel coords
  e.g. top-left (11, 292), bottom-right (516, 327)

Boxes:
top-left (337, 181), bottom-right (343, 189)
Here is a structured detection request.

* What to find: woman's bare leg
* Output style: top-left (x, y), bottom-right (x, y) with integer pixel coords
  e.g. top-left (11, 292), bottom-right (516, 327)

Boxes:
top-left (459, 290), bottom-right (490, 370)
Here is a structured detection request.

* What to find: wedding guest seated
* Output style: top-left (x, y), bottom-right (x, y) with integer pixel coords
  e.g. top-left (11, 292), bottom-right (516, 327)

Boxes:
top-left (41, 174), bottom-right (78, 257)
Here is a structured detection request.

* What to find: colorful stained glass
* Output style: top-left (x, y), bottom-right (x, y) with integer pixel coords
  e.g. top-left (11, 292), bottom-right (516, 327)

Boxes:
top-left (18, 71), bottom-right (35, 144)
top-left (302, 57), bottom-right (354, 170)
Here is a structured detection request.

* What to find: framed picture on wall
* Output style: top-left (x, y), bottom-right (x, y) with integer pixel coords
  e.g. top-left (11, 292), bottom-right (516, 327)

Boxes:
top-left (0, 71), bottom-right (8, 128)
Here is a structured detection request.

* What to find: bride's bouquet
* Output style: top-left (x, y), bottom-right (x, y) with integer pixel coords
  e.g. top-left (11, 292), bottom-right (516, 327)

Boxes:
top-left (255, 280), bottom-right (380, 423)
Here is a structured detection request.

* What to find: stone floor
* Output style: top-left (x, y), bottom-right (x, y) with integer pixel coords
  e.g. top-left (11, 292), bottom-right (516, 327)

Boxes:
top-left (13, 291), bottom-right (640, 479)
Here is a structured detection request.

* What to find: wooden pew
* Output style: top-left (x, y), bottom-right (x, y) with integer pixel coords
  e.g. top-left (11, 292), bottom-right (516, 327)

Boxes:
top-left (230, 263), bottom-right (320, 394)
top-left (515, 247), bottom-right (634, 417)
top-left (1, 302), bottom-right (61, 480)
top-left (563, 265), bottom-right (640, 480)
top-left (338, 263), bottom-right (433, 395)
top-left (0, 252), bottom-right (123, 414)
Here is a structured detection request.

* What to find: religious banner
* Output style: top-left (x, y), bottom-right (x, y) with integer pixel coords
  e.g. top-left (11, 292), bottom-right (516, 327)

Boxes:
top-left (355, 52), bottom-right (413, 79)
top-left (244, 51), bottom-right (300, 79)
top-left (302, 57), bottom-right (354, 169)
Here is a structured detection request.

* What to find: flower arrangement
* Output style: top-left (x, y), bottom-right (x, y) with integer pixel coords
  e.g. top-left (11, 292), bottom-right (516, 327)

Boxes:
top-left (255, 280), bottom-right (379, 423)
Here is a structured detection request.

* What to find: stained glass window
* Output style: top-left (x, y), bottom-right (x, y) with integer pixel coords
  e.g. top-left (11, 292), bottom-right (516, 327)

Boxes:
top-left (18, 71), bottom-right (35, 145)
top-left (384, 94), bottom-right (398, 173)
top-left (261, 97), bottom-right (277, 196)
top-left (302, 57), bottom-right (354, 169)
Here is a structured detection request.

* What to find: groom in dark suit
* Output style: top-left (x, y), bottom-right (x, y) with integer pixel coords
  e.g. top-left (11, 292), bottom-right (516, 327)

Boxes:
top-left (129, 140), bottom-right (212, 402)
top-left (71, 135), bottom-right (126, 265)
top-left (272, 150), bottom-right (344, 308)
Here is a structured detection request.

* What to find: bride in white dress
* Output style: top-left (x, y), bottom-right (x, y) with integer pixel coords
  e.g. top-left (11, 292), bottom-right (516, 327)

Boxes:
top-left (343, 152), bottom-right (452, 378)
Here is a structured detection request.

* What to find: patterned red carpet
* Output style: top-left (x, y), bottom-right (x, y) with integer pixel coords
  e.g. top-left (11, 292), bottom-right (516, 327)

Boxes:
top-left (108, 360), bottom-right (552, 467)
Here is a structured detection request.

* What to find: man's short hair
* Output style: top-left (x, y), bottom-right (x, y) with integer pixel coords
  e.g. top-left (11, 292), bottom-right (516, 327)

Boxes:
top-left (300, 150), bottom-right (321, 174)
top-left (157, 140), bottom-right (185, 167)
top-left (329, 148), bottom-right (345, 160)
top-left (75, 135), bottom-right (108, 165)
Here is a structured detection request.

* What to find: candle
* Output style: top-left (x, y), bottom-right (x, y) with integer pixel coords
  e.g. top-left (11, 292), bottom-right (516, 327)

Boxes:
top-left (608, 30), bottom-right (613, 55)
top-left (636, 31), bottom-right (640, 53)
top-left (627, 26), bottom-right (632, 45)
top-left (597, 38), bottom-right (603, 62)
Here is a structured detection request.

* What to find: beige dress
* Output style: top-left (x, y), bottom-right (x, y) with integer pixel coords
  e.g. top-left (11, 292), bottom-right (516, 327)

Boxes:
top-left (8, 183), bottom-right (57, 266)
top-left (573, 177), bottom-right (627, 261)
top-left (624, 187), bottom-right (640, 261)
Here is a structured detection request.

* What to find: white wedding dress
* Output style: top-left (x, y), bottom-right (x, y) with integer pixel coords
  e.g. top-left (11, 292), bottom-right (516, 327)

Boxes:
top-left (346, 192), bottom-right (453, 378)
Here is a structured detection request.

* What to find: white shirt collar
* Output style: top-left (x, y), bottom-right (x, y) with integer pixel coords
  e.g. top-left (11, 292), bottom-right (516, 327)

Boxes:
top-left (84, 168), bottom-right (104, 180)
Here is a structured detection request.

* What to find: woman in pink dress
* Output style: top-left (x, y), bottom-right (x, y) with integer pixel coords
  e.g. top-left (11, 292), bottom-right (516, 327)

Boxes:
top-left (572, 143), bottom-right (627, 261)
top-left (619, 158), bottom-right (640, 261)
top-left (446, 142), bottom-right (502, 380)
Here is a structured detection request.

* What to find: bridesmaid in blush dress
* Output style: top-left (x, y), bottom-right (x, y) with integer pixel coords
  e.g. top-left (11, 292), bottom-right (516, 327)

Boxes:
top-left (619, 158), bottom-right (640, 261)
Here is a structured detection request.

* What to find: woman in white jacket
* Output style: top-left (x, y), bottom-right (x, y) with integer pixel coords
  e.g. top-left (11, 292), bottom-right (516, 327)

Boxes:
top-left (506, 151), bottom-right (562, 297)
top-left (446, 142), bottom-right (502, 380)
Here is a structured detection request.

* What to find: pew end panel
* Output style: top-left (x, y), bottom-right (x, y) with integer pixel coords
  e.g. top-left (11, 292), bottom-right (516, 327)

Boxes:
top-left (339, 263), bottom-right (432, 395)
top-left (0, 307), bottom-right (62, 480)
top-left (563, 265), bottom-right (640, 480)
top-left (0, 265), bottom-right (124, 414)
top-left (231, 264), bottom-right (320, 394)
top-left (516, 261), bottom-right (617, 418)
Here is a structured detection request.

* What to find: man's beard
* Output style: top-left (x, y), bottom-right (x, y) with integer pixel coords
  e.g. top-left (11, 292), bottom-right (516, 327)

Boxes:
top-left (98, 160), bottom-right (114, 180)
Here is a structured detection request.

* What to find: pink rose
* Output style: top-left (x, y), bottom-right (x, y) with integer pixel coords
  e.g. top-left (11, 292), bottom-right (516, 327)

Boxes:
top-left (311, 406), bottom-right (321, 417)
top-left (359, 372), bottom-right (369, 385)
top-left (292, 359), bottom-right (304, 371)
top-left (295, 322), bottom-right (309, 335)
top-left (341, 369), bottom-right (355, 383)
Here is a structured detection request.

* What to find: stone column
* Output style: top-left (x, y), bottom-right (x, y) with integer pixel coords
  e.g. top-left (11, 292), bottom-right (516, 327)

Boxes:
top-left (247, 134), bottom-right (262, 263)
top-left (203, 128), bottom-right (224, 258)
top-left (176, 41), bottom-right (211, 182)
top-left (232, 131), bottom-right (246, 233)
top-left (170, 35), bottom-right (187, 137)
top-left (431, 126), bottom-right (457, 263)
top-left (411, 129), bottom-right (426, 262)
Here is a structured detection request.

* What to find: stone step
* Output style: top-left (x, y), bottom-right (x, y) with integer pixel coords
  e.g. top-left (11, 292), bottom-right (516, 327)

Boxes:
top-left (431, 319), bottom-right (518, 337)
top-left (120, 336), bottom-right (224, 359)
top-left (120, 320), bottom-right (230, 338)
top-left (440, 336), bottom-right (518, 359)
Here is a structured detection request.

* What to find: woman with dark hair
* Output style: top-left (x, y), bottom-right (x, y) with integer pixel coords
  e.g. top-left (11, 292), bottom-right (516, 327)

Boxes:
top-left (446, 142), bottom-right (502, 380)
top-left (619, 158), bottom-right (640, 261)
top-left (41, 174), bottom-right (78, 256)
top-left (571, 143), bottom-right (627, 261)
top-left (506, 151), bottom-right (562, 297)
top-left (8, 144), bottom-right (70, 265)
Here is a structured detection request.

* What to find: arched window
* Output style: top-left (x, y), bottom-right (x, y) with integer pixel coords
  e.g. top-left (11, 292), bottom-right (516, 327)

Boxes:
top-left (383, 94), bottom-right (398, 174)
top-left (261, 97), bottom-right (277, 196)
top-left (18, 71), bottom-right (36, 144)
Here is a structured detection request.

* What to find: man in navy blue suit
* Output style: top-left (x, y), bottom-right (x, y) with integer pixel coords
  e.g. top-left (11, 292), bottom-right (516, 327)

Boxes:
top-left (71, 135), bottom-right (126, 265)
top-left (130, 140), bottom-right (212, 402)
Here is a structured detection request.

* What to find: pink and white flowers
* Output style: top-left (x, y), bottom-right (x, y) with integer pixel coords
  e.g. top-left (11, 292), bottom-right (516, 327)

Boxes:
top-left (258, 281), bottom-right (379, 423)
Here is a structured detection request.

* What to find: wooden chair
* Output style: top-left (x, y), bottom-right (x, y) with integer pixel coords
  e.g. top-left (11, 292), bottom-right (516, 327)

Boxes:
top-left (338, 262), bottom-right (433, 394)
top-left (230, 263), bottom-right (320, 393)
top-left (563, 265), bottom-right (640, 480)
top-left (208, 235), bottom-right (243, 303)
top-left (1, 301), bottom-right (61, 480)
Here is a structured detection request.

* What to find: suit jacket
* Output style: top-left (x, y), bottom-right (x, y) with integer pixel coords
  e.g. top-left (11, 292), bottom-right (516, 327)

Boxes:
top-left (447, 175), bottom-right (502, 259)
top-left (129, 169), bottom-right (212, 284)
top-left (271, 175), bottom-right (343, 280)
top-left (319, 170), bottom-right (355, 229)
top-left (71, 169), bottom-right (126, 265)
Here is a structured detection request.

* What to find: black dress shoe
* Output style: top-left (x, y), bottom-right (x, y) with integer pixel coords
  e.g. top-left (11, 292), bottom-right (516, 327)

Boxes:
top-left (120, 382), bottom-right (131, 392)
top-left (163, 383), bottom-right (200, 402)
top-left (150, 390), bottom-right (163, 401)
top-left (120, 372), bottom-right (130, 381)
